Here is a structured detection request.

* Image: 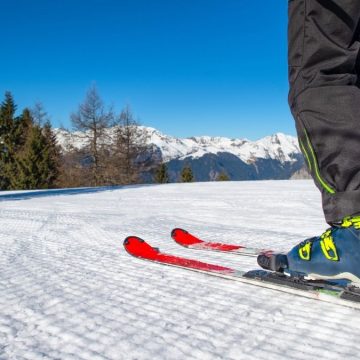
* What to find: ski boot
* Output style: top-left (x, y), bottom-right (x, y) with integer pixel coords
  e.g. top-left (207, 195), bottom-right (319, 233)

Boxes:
top-left (257, 216), bottom-right (360, 283)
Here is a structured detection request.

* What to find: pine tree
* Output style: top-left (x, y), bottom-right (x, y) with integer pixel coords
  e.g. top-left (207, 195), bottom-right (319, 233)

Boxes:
top-left (0, 92), bottom-right (16, 132)
top-left (15, 125), bottom-right (50, 189)
top-left (0, 95), bottom-right (60, 190)
top-left (42, 120), bottom-right (61, 187)
top-left (216, 172), bottom-right (230, 181)
top-left (154, 162), bottom-right (169, 183)
top-left (9, 108), bottom-right (34, 188)
top-left (0, 92), bottom-right (18, 189)
top-left (181, 165), bottom-right (194, 183)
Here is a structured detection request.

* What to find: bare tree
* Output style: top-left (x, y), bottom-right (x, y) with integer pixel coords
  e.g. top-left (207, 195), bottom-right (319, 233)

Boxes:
top-left (112, 105), bottom-right (149, 184)
top-left (31, 102), bottom-right (49, 127)
top-left (71, 85), bottom-right (113, 186)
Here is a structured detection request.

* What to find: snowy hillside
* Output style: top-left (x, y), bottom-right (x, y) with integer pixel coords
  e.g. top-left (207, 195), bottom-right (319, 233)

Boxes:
top-left (55, 126), bottom-right (300, 164)
top-left (1, 181), bottom-right (360, 359)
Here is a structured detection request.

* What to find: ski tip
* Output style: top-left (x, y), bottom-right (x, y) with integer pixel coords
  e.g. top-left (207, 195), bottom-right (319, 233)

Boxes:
top-left (123, 236), bottom-right (144, 247)
top-left (171, 228), bottom-right (188, 239)
top-left (171, 228), bottom-right (203, 247)
top-left (123, 236), bottom-right (160, 259)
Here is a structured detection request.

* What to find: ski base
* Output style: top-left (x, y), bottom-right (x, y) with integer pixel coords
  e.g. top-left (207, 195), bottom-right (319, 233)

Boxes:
top-left (124, 236), bottom-right (360, 309)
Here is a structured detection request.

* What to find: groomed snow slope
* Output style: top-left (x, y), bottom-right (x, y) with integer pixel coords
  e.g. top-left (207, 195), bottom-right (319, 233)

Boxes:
top-left (1, 181), bottom-right (360, 360)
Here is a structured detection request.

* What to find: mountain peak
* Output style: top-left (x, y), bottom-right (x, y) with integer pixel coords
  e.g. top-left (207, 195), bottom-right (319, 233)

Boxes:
top-left (54, 126), bottom-right (300, 164)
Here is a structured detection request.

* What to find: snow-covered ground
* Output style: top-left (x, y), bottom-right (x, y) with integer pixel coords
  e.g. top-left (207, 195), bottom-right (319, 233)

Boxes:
top-left (1, 180), bottom-right (360, 360)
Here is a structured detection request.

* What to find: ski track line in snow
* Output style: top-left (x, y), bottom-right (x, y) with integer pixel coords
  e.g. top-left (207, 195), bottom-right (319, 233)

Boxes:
top-left (0, 180), bottom-right (360, 360)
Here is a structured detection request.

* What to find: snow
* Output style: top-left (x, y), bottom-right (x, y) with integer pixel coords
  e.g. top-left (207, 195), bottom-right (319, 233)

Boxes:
top-left (1, 180), bottom-right (360, 359)
top-left (55, 126), bottom-right (300, 164)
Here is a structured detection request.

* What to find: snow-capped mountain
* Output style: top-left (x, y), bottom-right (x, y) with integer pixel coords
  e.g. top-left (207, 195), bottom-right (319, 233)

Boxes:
top-left (141, 127), bottom-right (300, 163)
top-left (54, 126), bottom-right (305, 181)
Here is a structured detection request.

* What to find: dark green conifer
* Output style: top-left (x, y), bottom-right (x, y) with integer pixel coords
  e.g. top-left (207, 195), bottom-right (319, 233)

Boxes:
top-left (216, 172), bottom-right (230, 181)
top-left (15, 125), bottom-right (49, 189)
top-left (154, 162), bottom-right (169, 183)
top-left (0, 92), bottom-right (18, 189)
top-left (42, 120), bottom-right (61, 187)
top-left (180, 165), bottom-right (194, 183)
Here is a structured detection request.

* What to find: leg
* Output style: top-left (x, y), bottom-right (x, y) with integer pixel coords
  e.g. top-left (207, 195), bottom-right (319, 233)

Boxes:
top-left (258, 1), bottom-right (360, 282)
top-left (289, 0), bottom-right (360, 224)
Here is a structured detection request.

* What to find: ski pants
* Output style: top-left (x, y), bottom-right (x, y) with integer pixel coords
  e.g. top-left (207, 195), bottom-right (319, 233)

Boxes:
top-left (288, 0), bottom-right (360, 224)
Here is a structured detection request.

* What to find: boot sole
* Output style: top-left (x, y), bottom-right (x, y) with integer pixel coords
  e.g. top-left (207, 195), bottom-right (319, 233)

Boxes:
top-left (305, 271), bottom-right (360, 285)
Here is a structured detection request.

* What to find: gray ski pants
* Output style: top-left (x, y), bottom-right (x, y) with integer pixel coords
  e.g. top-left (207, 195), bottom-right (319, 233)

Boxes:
top-left (288, 0), bottom-right (360, 223)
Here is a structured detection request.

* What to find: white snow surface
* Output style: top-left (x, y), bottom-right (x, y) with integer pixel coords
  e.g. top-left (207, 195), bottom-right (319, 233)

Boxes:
top-left (1, 180), bottom-right (360, 360)
top-left (55, 126), bottom-right (300, 164)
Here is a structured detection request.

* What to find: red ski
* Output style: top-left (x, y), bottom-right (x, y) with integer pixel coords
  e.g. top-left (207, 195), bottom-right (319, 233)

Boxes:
top-left (123, 235), bottom-right (360, 309)
top-left (124, 236), bottom-right (234, 274)
top-left (171, 228), bottom-right (273, 256)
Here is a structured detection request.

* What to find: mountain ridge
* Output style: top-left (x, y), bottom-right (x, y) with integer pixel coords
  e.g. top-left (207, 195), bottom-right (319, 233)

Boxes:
top-left (54, 126), bottom-right (306, 181)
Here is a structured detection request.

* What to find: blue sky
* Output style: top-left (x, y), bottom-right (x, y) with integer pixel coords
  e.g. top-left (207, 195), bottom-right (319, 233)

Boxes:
top-left (0, 0), bottom-right (292, 139)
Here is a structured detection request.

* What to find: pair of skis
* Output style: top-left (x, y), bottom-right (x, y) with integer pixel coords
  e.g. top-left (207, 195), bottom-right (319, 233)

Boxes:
top-left (124, 228), bottom-right (360, 309)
